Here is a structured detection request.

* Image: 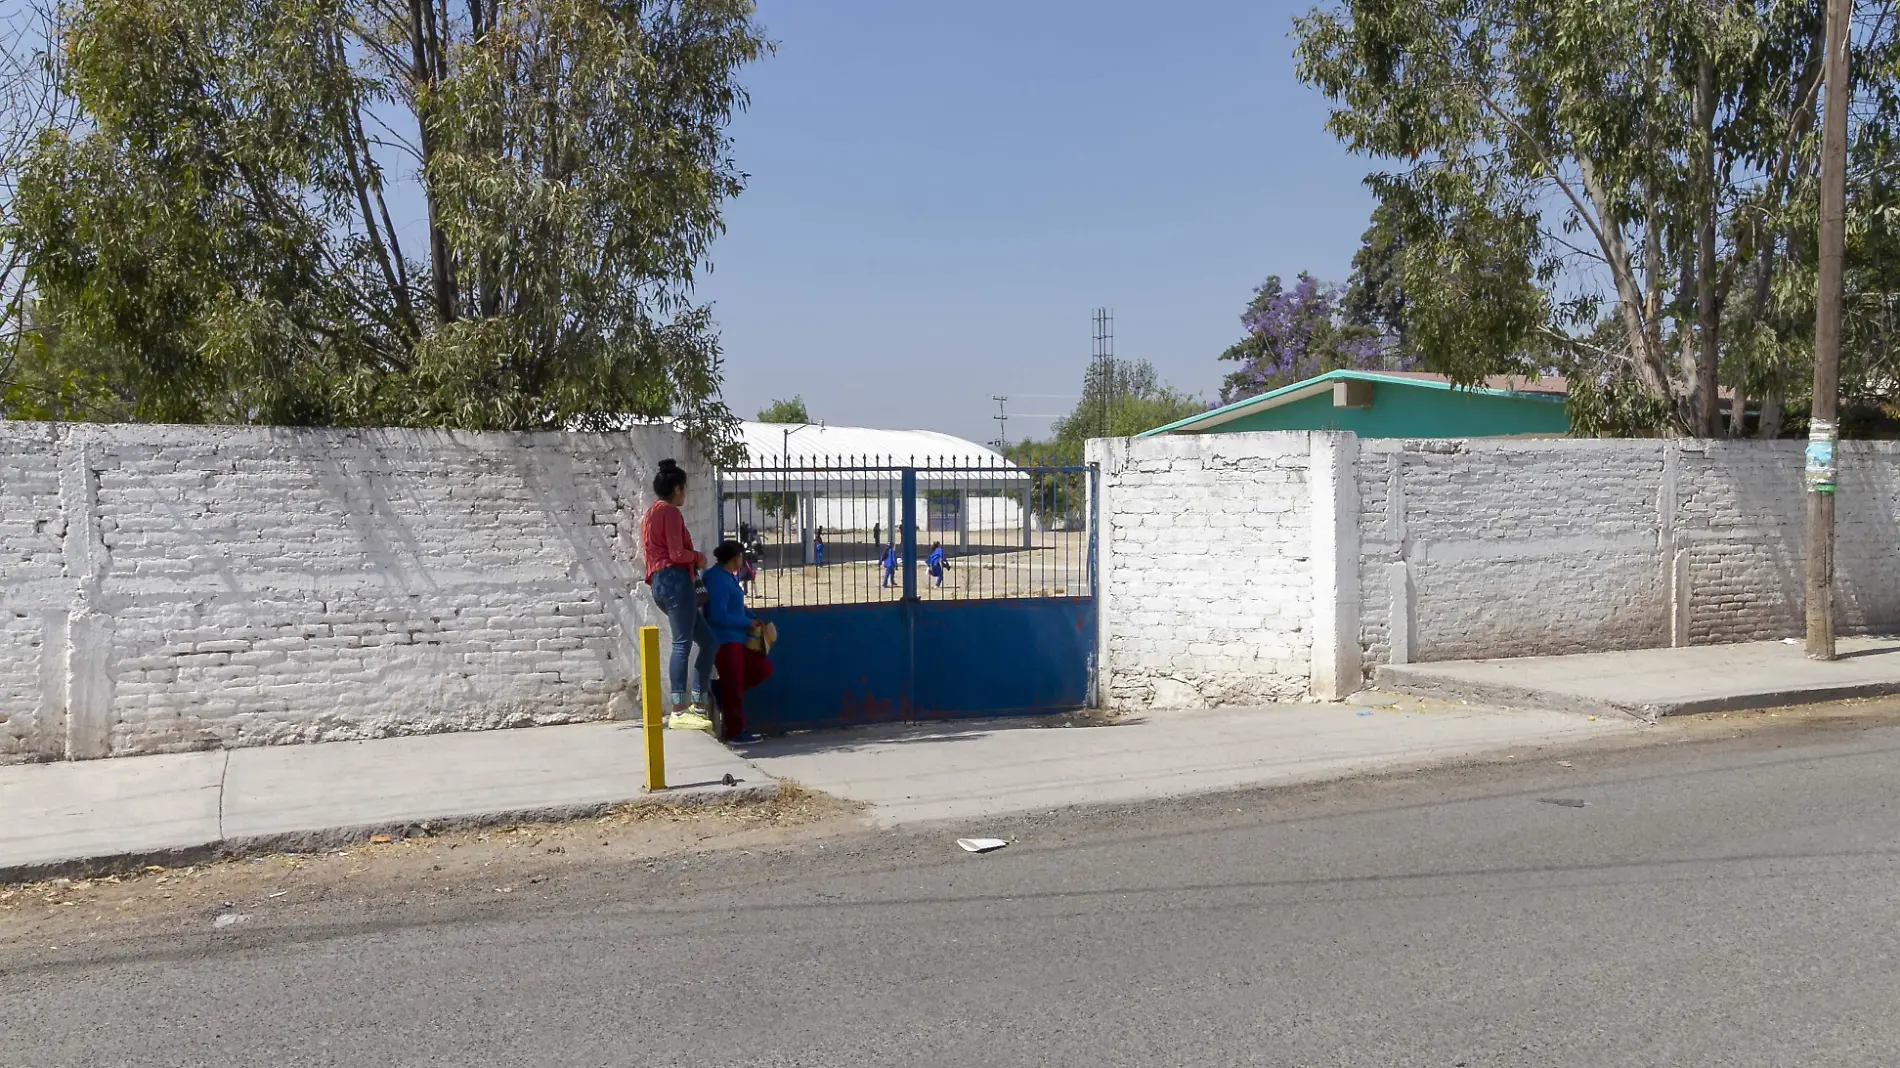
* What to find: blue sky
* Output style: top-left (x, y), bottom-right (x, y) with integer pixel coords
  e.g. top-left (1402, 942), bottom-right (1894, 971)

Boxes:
top-left (702, 0), bottom-right (1379, 445)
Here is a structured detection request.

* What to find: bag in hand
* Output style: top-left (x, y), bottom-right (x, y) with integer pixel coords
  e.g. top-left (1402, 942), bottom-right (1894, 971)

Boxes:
top-left (746, 620), bottom-right (778, 655)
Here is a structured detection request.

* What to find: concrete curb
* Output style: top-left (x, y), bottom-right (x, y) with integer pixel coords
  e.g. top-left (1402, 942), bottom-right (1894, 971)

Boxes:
top-left (1376, 664), bottom-right (1900, 722)
top-left (0, 782), bottom-right (778, 886)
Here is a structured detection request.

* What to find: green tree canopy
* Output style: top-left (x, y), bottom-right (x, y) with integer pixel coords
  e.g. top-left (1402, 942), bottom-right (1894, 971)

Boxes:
top-left (0, 2), bottom-right (76, 385)
top-left (756, 396), bottom-right (812, 424)
top-left (3, 0), bottom-right (768, 449)
top-left (1341, 203), bottom-right (1411, 363)
top-left (1295, 0), bottom-right (1900, 437)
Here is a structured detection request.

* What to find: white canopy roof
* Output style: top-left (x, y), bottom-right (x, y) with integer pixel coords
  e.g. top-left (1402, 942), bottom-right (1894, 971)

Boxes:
top-left (722, 421), bottom-right (1029, 493)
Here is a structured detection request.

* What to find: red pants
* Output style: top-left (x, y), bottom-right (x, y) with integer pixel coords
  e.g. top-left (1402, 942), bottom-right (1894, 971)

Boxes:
top-left (714, 643), bottom-right (773, 738)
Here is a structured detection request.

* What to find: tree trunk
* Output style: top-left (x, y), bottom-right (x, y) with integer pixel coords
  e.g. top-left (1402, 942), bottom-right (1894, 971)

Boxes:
top-left (1579, 156), bottom-right (1680, 424)
top-left (410, 0), bottom-right (457, 324)
top-left (1695, 52), bottom-right (1721, 438)
top-left (334, 32), bottom-right (415, 352)
top-left (1759, 383), bottom-right (1785, 439)
top-left (1761, 222), bottom-right (1809, 441)
top-left (1679, 227), bottom-right (1699, 428)
top-left (1754, 17), bottom-right (1826, 440)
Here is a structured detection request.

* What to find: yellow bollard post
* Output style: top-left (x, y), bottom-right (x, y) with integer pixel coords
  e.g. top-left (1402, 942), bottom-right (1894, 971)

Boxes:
top-left (640, 625), bottom-right (665, 791)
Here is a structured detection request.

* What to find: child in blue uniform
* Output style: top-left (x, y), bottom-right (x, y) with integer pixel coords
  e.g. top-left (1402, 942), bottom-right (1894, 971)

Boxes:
top-left (927, 543), bottom-right (948, 588)
top-left (703, 541), bottom-right (771, 744)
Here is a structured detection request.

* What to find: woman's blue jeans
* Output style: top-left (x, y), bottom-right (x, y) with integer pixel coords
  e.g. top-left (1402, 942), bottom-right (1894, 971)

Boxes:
top-left (650, 566), bottom-right (714, 701)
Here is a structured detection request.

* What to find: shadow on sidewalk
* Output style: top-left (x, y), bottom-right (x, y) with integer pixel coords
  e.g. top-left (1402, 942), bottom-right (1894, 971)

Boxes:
top-left (741, 711), bottom-right (1141, 759)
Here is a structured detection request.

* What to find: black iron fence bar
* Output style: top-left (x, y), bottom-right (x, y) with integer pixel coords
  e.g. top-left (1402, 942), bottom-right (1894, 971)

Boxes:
top-left (720, 462), bottom-right (1096, 470)
top-left (714, 456), bottom-right (1096, 607)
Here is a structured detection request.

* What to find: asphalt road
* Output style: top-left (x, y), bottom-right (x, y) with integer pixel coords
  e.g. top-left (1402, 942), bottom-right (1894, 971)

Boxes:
top-left (8, 719), bottom-right (1900, 1067)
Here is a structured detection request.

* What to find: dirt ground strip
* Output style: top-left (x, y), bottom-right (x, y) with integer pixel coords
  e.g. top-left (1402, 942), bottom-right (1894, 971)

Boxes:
top-left (0, 785), bottom-right (865, 951)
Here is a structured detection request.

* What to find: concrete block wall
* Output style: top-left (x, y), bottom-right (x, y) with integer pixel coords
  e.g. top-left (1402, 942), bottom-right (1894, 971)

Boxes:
top-left (1359, 439), bottom-right (1672, 665)
top-left (1675, 441), bottom-right (1900, 643)
top-left (1098, 431), bottom-right (1900, 708)
top-left (1672, 441), bottom-right (1807, 644)
top-left (1832, 444), bottom-right (1900, 634)
top-left (1362, 437), bottom-right (1900, 672)
top-left (0, 423), bottom-right (65, 759)
top-left (0, 422), bottom-right (710, 763)
top-left (1088, 433), bottom-right (1358, 710)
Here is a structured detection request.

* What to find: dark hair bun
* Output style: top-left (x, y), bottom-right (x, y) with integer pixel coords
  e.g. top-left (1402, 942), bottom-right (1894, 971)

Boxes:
top-left (652, 458), bottom-right (689, 499)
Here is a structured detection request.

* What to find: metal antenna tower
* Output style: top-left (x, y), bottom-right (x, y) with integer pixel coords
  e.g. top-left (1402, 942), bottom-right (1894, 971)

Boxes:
top-left (991, 395), bottom-right (1010, 451)
top-left (1092, 308), bottom-right (1114, 437)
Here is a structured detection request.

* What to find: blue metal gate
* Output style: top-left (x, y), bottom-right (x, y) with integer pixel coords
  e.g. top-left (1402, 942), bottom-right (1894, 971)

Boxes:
top-left (716, 456), bottom-right (1096, 733)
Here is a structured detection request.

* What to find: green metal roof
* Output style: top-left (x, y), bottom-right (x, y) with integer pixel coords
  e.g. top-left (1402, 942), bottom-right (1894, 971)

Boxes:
top-left (1139, 369), bottom-right (1567, 437)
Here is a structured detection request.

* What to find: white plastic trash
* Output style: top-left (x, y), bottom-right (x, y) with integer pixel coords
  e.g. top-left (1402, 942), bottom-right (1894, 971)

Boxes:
top-left (956, 838), bottom-right (1008, 853)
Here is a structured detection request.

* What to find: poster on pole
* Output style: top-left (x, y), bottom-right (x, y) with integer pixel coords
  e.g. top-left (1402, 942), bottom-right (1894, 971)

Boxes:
top-left (1806, 419), bottom-right (1839, 494)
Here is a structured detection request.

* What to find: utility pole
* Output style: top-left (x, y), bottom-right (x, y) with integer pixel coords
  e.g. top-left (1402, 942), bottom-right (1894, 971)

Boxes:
top-left (991, 395), bottom-right (1009, 452)
top-left (1807, 0), bottom-right (1851, 660)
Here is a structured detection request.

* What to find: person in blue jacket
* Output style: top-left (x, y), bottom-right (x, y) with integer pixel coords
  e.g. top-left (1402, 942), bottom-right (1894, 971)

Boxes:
top-left (880, 545), bottom-right (899, 588)
top-left (702, 541), bottom-right (771, 744)
top-left (927, 542), bottom-right (949, 588)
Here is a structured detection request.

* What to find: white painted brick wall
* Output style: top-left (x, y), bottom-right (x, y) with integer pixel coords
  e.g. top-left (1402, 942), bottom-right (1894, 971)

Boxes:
top-left (0, 422), bottom-right (710, 762)
top-left (1354, 444), bottom-right (1396, 668)
top-left (0, 423), bottom-right (64, 759)
top-left (1673, 441), bottom-right (1807, 644)
top-left (1677, 441), bottom-right (1900, 642)
top-left (1089, 433), bottom-right (1330, 709)
top-left (1358, 439), bottom-right (1671, 664)
top-left (1359, 437), bottom-right (1900, 673)
top-left (17, 423), bottom-right (1896, 751)
top-left (1833, 444), bottom-right (1900, 634)
top-left (1104, 432), bottom-right (1900, 701)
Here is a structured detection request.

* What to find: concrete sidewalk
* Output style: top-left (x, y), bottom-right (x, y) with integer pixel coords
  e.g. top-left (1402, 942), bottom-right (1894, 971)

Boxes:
top-left (740, 701), bottom-right (1636, 826)
top-left (0, 723), bottom-right (764, 881)
top-left (3, 698), bottom-right (1641, 878)
top-left (1378, 636), bottom-right (1900, 720)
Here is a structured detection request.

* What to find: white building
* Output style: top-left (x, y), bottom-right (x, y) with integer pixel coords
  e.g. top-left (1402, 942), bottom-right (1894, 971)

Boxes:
top-left (719, 421), bottom-right (1037, 562)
